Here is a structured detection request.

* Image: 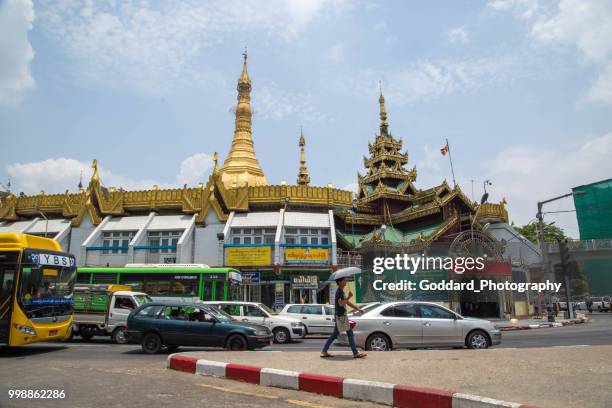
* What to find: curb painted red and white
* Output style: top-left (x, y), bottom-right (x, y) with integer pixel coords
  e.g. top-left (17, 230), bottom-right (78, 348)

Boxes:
top-left (494, 318), bottom-right (586, 331)
top-left (167, 354), bottom-right (537, 408)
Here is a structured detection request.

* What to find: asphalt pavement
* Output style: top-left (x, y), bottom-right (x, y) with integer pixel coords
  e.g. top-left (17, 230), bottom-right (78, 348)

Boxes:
top-left (0, 313), bottom-right (610, 407)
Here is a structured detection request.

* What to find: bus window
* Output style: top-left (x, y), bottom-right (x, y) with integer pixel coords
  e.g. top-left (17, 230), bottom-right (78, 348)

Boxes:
top-left (214, 281), bottom-right (225, 301)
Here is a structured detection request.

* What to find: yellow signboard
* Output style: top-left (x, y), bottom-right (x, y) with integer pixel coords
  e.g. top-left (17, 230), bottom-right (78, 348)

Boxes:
top-left (42, 268), bottom-right (58, 277)
top-left (285, 247), bottom-right (329, 263)
top-left (226, 246), bottom-right (271, 266)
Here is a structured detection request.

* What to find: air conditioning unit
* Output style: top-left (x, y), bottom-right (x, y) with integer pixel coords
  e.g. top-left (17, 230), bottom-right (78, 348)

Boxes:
top-left (161, 255), bottom-right (177, 264)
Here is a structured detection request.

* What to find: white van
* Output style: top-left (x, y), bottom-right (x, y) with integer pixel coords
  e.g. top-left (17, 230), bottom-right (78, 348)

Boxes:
top-left (202, 301), bottom-right (305, 344)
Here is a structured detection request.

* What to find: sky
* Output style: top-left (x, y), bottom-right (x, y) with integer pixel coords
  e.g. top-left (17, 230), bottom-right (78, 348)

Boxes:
top-left (1, 0), bottom-right (611, 238)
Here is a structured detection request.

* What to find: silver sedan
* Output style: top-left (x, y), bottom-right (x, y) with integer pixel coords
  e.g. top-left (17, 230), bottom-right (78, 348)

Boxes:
top-left (337, 301), bottom-right (501, 351)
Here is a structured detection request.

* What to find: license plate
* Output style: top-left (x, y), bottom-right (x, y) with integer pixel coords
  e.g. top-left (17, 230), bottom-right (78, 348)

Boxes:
top-left (49, 330), bottom-right (58, 336)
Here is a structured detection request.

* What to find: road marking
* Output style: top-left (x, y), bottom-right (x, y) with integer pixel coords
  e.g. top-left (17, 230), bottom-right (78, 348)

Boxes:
top-left (285, 399), bottom-right (330, 408)
top-left (199, 384), bottom-right (279, 399)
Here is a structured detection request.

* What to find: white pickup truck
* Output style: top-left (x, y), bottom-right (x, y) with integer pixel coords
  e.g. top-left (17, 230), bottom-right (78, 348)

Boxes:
top-left (72, 284), bottom-right (152, 344)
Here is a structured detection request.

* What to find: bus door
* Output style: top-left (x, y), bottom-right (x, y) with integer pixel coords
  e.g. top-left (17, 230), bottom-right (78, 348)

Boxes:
top-left (0, 252), bottom-right (18, 344)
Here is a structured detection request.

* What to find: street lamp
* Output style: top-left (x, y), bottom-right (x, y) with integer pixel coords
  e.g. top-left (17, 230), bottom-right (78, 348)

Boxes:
top-left (536, 190), bottom-right (586, 318)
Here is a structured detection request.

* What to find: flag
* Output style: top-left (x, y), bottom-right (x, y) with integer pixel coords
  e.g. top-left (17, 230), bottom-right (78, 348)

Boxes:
top-left (440, 142), bottom-right (449, 156)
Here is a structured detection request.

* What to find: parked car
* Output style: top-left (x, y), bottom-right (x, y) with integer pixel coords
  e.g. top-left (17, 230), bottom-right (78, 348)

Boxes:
top-left (591, 296), bottom-right (611, 312)
top-left (126, 302), bottom-right (272, 354)
top-left (336, 301), bottom-right (501, 351)
top-left (279, 304), bottom-right (335, 335)
top-left (202, 301), bottom-right (305, 344)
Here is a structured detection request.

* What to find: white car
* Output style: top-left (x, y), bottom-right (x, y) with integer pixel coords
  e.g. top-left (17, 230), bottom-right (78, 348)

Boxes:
top-left (279, 304), bottom-right (335, 335)
top-left (202, 301), bottom-right (305, 344)
top-left (590, 297), bottom-right (611, 312)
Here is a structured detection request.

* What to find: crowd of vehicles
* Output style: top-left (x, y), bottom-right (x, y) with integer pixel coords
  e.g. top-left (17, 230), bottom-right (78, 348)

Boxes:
top-left (2, 232), bottom-right (507, 353)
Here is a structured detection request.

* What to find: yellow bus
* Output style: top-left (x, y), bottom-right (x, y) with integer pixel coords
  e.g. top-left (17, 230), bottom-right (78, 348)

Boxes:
top-left (0, 233), bottom-right (76, 347)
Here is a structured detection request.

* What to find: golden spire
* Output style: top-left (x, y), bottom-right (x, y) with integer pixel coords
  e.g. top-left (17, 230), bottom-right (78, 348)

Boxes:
top-left (378, 81), bottom-right (389, 137)
top-left (219, 50), bottom-right (268, 189)
top-left (91, 159), bottom-right (100, 184)
top-left (297, 127), bottom-right (311, 186)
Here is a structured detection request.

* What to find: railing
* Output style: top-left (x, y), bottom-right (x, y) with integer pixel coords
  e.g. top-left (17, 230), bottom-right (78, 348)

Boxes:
top-left (546, 238), bottom-right (612, 253)
top-left (336, 250), bottom-right (361, 268)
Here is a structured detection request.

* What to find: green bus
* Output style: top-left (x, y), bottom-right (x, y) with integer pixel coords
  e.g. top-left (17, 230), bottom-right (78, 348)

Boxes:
top-left (77, 266), bottom-right (242, 302)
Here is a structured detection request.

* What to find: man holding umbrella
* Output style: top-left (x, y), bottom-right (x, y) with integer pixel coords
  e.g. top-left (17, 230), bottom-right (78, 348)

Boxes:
top-left (321, 267), bottom-right (367, 359)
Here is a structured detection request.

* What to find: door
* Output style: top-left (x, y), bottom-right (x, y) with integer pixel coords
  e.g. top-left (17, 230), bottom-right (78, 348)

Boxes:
top-left (418, 305), bottom-right (462, 346)
top-left (243, 305), bottom-right (267, 326)
top-left (378, 304), bottom-right (422, 347)
top-left (186, 307), bottom-right (216, 347)
top-left (300, 305), bottom-right (326, 333)
top-left (0, 252), bottom-right (18, 345)
top-left (158, 305), bottom-right (193, 345)
top-left (107, 295), bottom-right (136, 330)
top-left (322, 306), bottom-right (335, 333)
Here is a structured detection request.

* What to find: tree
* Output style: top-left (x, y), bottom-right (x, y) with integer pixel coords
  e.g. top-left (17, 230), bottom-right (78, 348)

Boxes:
top-left (512, 221), bottom-right (566, 244)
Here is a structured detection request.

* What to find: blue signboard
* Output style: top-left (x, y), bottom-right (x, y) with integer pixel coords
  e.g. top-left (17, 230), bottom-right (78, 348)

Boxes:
top-left (242, 271), bottom-right (261, 284)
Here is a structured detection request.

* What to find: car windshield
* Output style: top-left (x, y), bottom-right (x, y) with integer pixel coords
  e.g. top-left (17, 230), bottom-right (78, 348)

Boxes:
top-left (258, 303), bottom-right (278, 315)
top-left (134, 294), bottom-right (153, 306)
top-left (207, 305), bottom-right (234, 322)
top-left (349, 302), bottom-right (381, 316)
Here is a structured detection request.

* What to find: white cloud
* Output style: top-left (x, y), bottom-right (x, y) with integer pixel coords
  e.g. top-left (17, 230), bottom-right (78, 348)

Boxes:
top-left (252, 81), bottom-right (328, 122)
top-left (342, 182), bottom-right (359, 194)
top-left (447, 27), bottom-right (469, 44)
top-left (487, 132), bottom-right (612, 236)
top-left (36, 0), bottom-right (345, 94)
top-left (0, 0), bottom-right (35, 106)
top-left (6, 154), bottom-right (214, 195)
top-left (492, 0), bottom-right (612, 107)
top-left (329, 43), bottom-right (344, 63)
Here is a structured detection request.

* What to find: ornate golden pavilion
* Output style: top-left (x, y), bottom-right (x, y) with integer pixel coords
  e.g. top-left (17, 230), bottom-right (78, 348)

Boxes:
top-left (0, 54), bottom-right (508, 250)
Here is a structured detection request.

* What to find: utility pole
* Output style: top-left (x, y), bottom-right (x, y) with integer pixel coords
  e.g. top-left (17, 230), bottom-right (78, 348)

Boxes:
top-left (536, 190), bottom-right (586, 314)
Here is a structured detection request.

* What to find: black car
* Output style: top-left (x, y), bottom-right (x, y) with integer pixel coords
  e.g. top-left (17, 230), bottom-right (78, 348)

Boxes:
top-left (126, 302), bottom-right (273, 354)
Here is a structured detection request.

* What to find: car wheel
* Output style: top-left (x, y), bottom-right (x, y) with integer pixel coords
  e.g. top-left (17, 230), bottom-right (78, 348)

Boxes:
top-left (273, 327), bottom-right (291, 344)
top-left (142, 333), bottom-right (163, 354)
top-left (467, 330), bottom-right (490, 350)
top-left (366, 333), bottom-right (391, 351)
top-left (80, 327), bottom-right (95, 341)
top-left (226, 334), bottom-right (248, 351)
top-left (112, 327), bottom-right (128, 344)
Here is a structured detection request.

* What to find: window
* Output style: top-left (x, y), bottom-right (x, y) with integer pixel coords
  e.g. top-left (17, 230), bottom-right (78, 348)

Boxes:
top-left (394, 304), bottom-right (419, 318)
top-left (161, 305), bottom-right (191, 321)
top-left (245, 305), bottom-right (265, 317)
top-left (302, 305), bottom-right (322, 315)
top-left (134, 305), bottom-right (163, 319)
top-left (219, 304), bottom-right (241, 316)
top-left (284, 227), bottom-right (330, 246)
top-left (147, 230), bottom-right (181, 254)
top-left (286, 305), bottom-right (302, 313)
top-left (231, 227), bottom-right (275, 245)
top-left (113, 296), bottom-right (136, 310)
top-left (102, 231), bottom-right (134, 254)
top-left (324, 306), bottom-right (334, 315)
top-left (419, 305), bottom-right (455, 319)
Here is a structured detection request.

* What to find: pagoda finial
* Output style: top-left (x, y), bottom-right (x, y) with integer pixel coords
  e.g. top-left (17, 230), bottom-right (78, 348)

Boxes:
top-left (378, 81), bottom-right (389, 137)
top-left (78, 170), bottom-right (83, 190)
top-left (219, 51), bottom-right (267, 189)
top-left (297, 127), bottom-right (310, 186)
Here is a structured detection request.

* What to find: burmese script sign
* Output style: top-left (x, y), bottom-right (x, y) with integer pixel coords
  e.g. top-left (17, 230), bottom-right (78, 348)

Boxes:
top-left (226, 246), bottom-right (271, 266)
top-left (285, 247), bottom-right (329, 264)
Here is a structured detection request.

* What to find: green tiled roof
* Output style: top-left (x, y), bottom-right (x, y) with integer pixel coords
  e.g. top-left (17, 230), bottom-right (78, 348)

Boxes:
top-left (337, 221), bottom-right (446, 249)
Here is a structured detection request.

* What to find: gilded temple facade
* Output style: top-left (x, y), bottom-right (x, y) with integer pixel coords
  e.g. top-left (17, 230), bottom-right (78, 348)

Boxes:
top-left (0, 55), bottom-right (538, 317)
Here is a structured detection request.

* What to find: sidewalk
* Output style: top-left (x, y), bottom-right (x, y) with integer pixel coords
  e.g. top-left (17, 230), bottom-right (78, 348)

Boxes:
top-left (170, 345), bottom-right (612, 408)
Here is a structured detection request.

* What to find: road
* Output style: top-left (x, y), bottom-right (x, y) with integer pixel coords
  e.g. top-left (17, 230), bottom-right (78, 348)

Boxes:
top-left (0, 313), bottom-right (610, 407)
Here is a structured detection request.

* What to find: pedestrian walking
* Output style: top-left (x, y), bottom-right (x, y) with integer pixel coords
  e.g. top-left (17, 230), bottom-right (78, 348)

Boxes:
top-left (320, 277), bottom-right (367, 359)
